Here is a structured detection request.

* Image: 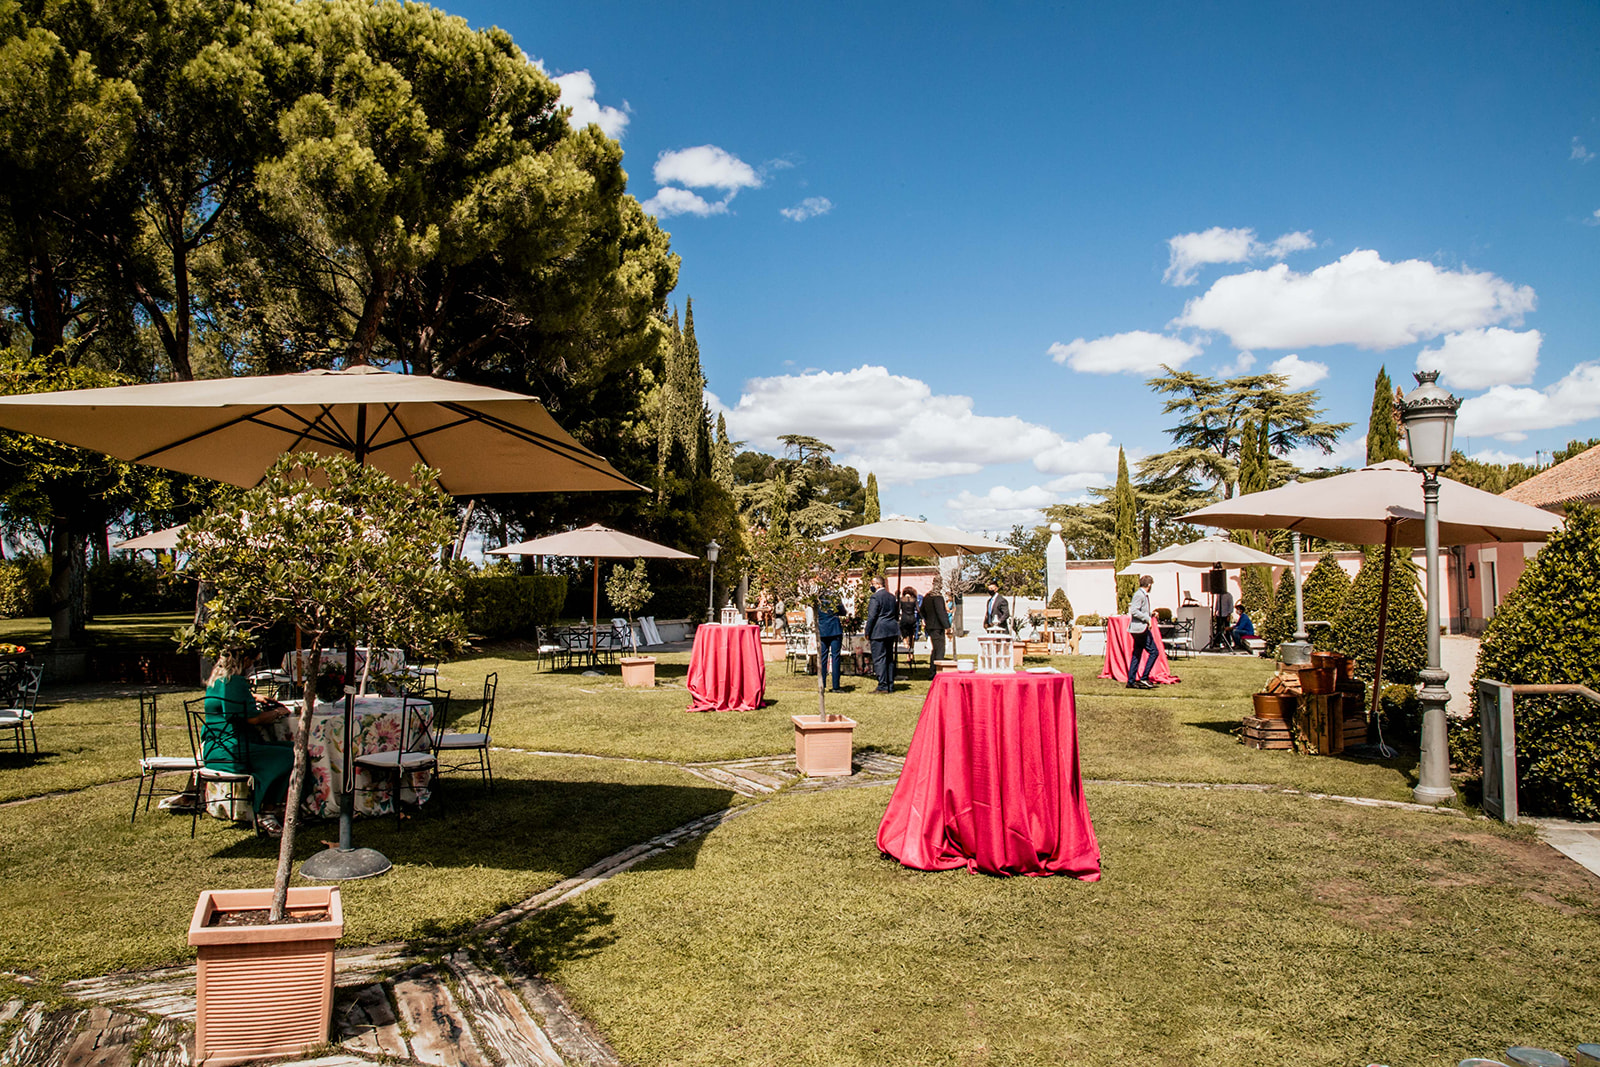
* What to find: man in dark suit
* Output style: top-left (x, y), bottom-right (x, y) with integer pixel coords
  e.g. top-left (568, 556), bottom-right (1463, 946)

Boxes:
top-left (919, 581), bottom-right (951, 673)
top-left (983, 581), bottom-right (1009, 631)
top-left (864, 575), bottom-right (901, 692)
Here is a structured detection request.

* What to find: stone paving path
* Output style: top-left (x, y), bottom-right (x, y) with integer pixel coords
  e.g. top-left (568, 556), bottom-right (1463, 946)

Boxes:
top-left (7, 739), bottom-right (1596, 1067)
top-left (0, 749), bottom-right (906, 1067)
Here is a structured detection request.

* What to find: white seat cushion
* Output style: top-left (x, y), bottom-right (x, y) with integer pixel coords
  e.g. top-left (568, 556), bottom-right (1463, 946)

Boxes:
top-left (436, 732), bottom-right (488, 749)
top-left (197, 767), bottom-right (252, 782)
top-left (0, 708), bottom-right (32, 719)
top-left (355, 750), bottom-right (436, 771)
top-left (141, 756), bottom-right (199, 772)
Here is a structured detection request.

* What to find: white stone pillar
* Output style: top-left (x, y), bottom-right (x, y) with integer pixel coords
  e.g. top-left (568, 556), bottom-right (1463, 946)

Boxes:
top-left (1045, 522), bottom-right (1068, 603)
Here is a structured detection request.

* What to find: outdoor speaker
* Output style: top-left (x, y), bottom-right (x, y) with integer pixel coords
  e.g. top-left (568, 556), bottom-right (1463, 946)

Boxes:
top-left (1205, 568), bottom-right (1227, 594)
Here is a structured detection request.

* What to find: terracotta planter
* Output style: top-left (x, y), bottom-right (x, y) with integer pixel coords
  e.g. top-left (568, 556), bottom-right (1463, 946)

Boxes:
top-left (1012, 644), bottom-right (1027, 668)
top-left (189, 886), bottom-right (343, 1067)
top-left (619, 656), bottom-right (656, 688)
top-left (759, 637), bottom-right (786, 662)
top-left (1251, 692), bottom-right (1295, 720)
top-left (792, 714), bottom-right (857, 777)
top-left (1310, 651), bottom-right (1344, 674)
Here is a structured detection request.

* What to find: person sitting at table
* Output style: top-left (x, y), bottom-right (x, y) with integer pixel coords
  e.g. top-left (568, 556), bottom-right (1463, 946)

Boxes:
top-left (203, 650), bottom-right (296, 837)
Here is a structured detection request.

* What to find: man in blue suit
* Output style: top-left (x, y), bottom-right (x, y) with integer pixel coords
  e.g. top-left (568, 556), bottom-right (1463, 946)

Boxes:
top-left (864, 575), bottom-right (901, 693)
top-left (816, 589), bottom-right (845, 692)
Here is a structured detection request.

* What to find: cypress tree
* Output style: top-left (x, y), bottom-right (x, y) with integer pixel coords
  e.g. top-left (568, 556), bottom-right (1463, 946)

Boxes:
top-left (1113, 447), bottom-right (1138, 612)
top-left (1261, 565), bottom-right (1299, 648)
top-left (862, 472), bottom-right (884, 585)
top-left (1367, 366), bottom-right (1405, 465)
top-left (679, 299), bottom-right (705, 469)
top-left (1300, 552), bottom-right (1354, 652)
top-left (712, 413), bottom-right (734, 491)
top-left (1331, 546), bottom-right (1426, 683)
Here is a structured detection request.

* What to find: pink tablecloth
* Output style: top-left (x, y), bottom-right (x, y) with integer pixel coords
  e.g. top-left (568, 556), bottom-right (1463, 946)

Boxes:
top-left (876, 673), bottom-right (1101, 879)
top-left (1098, 615), bottom-right (1180, 684)
top-left (686, 624), bottom-right (767, 712)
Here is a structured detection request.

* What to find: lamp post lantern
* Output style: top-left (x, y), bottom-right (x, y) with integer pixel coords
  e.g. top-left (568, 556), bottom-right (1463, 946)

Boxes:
top-left (706, 539), bottom-right (721, 622)
top-left (1398, 370), bottom-right (1460, 806)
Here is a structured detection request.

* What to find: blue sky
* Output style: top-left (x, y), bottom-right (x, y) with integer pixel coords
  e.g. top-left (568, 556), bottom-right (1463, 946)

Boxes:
top-left (450, 0), bottom-right (1600, 531)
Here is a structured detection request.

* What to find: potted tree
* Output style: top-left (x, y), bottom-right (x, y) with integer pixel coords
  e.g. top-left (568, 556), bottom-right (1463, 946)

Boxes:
top-left (179, 454), bottom-right (465, 1066)
top-left (608, 559), bottom-right (657, 687)
top-left (751, 529), bottom-right (857, 776)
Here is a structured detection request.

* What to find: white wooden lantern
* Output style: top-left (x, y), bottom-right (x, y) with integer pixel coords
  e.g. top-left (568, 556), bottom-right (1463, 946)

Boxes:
top-left (976, 628), bottom-right (1015, 674)
top-left (720, 606), bottom-right (744, 626)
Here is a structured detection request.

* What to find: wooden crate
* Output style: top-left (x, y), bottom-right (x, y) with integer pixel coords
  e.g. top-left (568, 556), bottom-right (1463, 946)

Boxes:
top-left (1241, 715), bottom-right (1293, 750)
top-left (1295, 694), bottom-right (1344, 755)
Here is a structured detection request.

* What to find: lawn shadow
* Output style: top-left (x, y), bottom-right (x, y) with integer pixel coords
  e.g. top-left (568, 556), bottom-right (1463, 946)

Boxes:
top-left (503, 898), bottom-right (619, 974)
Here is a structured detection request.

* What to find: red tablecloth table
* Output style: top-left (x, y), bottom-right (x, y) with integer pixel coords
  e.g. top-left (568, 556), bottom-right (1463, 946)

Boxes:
top-left (877, 672), bottom-right (1100, 879)
top-left (686, 623), bottom-right (767, 712)
top-left (1098, 614), bottom-right (1180, 684)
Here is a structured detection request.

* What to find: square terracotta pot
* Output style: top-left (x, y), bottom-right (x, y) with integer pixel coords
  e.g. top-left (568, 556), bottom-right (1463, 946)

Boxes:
top-left (620, 656), bottom-right (656, 687)
top-left (792, 714), bottom-right (857, 777)
top-left (759, 637), bottom-right (786, 662)
top-left (188, 886), bottom-right (344, 1066)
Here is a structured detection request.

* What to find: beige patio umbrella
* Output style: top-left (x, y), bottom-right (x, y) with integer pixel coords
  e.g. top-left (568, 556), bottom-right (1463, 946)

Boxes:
top-left (489, 524), bottom-right (697, 661)
top-left (0, 363), bottom-right (643, 880)
top-left (1129, 534), bottom-right (1285, 568)
top-left (0, 364), bottom-right (642, 494)
top-left (113, 524), bottom-right (187, 552)
top-left (819, 518), bottom-right (1010, 653)
top-left (1183, 460), bottom-right (1563, 725)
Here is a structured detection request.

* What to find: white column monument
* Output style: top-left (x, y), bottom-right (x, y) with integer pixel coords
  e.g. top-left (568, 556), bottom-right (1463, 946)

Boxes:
top-left (1045, 522), bottom-right (1068, 603)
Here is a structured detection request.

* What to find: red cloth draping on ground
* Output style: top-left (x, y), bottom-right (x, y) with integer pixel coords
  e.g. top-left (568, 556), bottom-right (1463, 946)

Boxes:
top-left (877, 673), bottom-right (1101, 879)
top-left (1098, 614), bottom-right (1180, 684)
top-left (686, 623), bottom-right (767, 712)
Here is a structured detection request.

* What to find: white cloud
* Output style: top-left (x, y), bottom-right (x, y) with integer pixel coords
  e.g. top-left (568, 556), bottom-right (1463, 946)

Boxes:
top-left (1172, 249), bottom-right (1537, 351)
top-left (714, 365), bottom-right (1121, 488)
top-left (640, 187), bottom-right (726, 218)
top-left (1285, 432), bottom-right (1367, 473)
top-left (1266, 353), bottom-right (1328, 391)
top-left (1214, 351), bottom-right (1256, 376)
top-left (551, 71), bottom-right (629, 139)
top-left (1469, 447), bottom-right (1535, 466)
top-left (946, 485), bottom-right (1060, 531)
top-left (652, 145), bottom-right (761, 193)
top-left (1418, 327), bottom-right (1541, 391)
top-left (780, 197), bottom-right (833, 222)
top-left (1574, 136), bottom-right (1595, 163)
top-left (1163, 227), bottom-right (1316, 286)
top-left (1047, 331), bottom-right (1202, 375)
top-left (1033, 431), bottom-right (1123, 479)
top-left (1456, 362), bottom-right (1600, 440)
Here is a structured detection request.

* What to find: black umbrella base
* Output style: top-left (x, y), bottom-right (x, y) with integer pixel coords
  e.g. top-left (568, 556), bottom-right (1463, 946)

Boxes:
top-left (300, 846), bottom-right (393, 881)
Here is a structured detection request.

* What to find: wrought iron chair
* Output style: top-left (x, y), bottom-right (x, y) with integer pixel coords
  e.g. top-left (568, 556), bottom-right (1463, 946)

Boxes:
top-left (433, 672), bottom-right (497, 791)
top-left (0, 663), bottom-right (43, 754)
top-left (184, 697), bottom-right (257, 837)
top-left (353, 696), bottom-right (439, 826)
top-left (132, 691), bottom-right (198, 823)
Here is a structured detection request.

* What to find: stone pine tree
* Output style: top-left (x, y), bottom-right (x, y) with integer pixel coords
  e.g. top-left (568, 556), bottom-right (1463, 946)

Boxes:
top-left (1332, 546), bottom-right (1426, 684)
top-left (1367, 366), bottom-right (1405, 465)
top-left (1112, 447), bottom-right (1138, 612)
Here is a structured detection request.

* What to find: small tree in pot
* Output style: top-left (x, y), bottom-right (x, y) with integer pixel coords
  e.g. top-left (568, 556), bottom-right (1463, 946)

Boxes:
top-left (750, 529), bottom-right (854, 719)
top-left (607, 559), bottom-right (656, 686)
top-left (180, 452), bottom-right (467, 920)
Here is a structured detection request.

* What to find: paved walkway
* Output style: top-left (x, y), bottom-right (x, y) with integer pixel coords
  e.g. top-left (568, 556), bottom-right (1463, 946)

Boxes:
top-left (5, 737), bottom-right (1596, 1067)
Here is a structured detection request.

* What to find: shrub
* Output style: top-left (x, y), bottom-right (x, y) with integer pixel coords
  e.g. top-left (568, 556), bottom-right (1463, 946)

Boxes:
top-left (1076, 613), bottom-right (1105, 627)
top-left (1154, 606), bottom-right (1172, 622)
top-left (1047, 587), bottom-right (1073, 620)
top-left (0, 560), bottom-right (36, 618)
top-left (1449, 503), bottom-right (1600, 818)
top-left (1299, 552), bottom-right (1353, 653)
top-left (1261, 565), bottom-right (1297, 649)
top-left (1332, 546), bottom-right (1425, 684)
top-left (1239, 564), bottom-right (1275, 630)
top-left (462, 573), bottom-right (566, 638)
top-left (89, 556), bottom-right (191, 615)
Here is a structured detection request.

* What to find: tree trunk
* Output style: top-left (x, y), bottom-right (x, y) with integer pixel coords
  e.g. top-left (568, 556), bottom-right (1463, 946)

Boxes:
top-left (48, 517), bottom-right (87, 647)
top-left (271, 644), bottom-right (318, 923)
top-left (347, 268), bottom-right (393, 366)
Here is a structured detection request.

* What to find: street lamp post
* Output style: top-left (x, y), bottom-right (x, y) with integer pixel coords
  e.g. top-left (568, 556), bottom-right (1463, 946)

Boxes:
top-left (706, 539), bottom-right (721, 622)
top-left (1398, 370), bottom-right (1461, 806)
top-left (1278, 478), bottom-right (1312, 667)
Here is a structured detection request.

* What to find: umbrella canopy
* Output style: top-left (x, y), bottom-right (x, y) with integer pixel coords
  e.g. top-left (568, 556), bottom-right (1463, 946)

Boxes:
top-left (1181, 461), bottom-right (1563, 546)
top-left (113, 524), bottom-right (186, 551)
top-left (0, 364), bottom-right (642, 495)
top-left (819, 518), bottom-right (1011, 559)
top-left (1127, 535), bottom-right (1285, 569)
top-left (489, 524), bottom-right (697, 657)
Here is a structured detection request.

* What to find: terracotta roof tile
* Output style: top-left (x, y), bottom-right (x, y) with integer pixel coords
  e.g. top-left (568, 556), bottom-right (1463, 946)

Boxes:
top-left (1501, 443), bottom-right (1600, 509)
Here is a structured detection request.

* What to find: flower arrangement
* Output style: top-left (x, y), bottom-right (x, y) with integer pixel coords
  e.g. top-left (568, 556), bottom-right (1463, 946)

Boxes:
top-left (315, 663), bottom-right (347, 703)
top-left (0, 643), bottom-right (26, 655)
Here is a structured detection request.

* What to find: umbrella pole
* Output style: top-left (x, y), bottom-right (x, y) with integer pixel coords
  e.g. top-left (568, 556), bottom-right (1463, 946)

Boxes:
top-left (1368, 522), bottom-right (1395, 746)
top-left (591, 558), bottom-right (599, 667)
top-left (301, 641), bottom-right (392, 881)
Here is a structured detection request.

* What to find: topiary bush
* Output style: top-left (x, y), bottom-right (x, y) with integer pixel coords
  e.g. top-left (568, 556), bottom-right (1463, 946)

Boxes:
top-left (1332, 546), bottom-right (1425, 684)
top-left (462, 573), bottom-right (566, 638)
top-left (1297, 552), bottom-right (1353, 652)
top-left (1261, 565), bottom-right (1297, 649)
top-left (1449, 503), bottom-right (1600, 818)
top-left (1048, 587), bottom-right (1073, 620)
top-left (1239, 564), bottom-right (1275, 632)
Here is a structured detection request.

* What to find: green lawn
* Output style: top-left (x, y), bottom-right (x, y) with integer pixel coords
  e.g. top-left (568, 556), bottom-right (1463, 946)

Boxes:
top-left (515, 783), bottom-right (1600, 1067)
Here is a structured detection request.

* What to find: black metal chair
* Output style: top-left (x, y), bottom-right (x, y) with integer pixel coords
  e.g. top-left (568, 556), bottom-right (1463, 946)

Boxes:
top-left (132, 691), bottom-right (198, 823)
top-left (0, 663), bottom-right (42, 754)
top-left (184, 697), bottom-right (257, 837)
top-left (434, 673), bottom-right (497, 791)
top-left (353, 696), bottom-right (439, 826)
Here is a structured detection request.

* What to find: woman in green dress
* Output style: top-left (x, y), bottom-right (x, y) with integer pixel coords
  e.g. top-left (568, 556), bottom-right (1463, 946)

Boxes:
top-left (203, 650), bottom-right (296, 836)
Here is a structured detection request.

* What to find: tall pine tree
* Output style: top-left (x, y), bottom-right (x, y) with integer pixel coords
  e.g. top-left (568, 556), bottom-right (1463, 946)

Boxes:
top-left (1113, 447), bottom-right (1138, 612)
top-left (712, 413), bottom-right (734, 491)
top-left (861, 472), bottom-right (885, 588)
top-left (1367, 366), bottom-right (1405, 465)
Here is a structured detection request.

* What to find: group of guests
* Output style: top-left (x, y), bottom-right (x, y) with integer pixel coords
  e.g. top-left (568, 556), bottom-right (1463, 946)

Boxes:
top-left (843, 576), bottom-right (954, 693)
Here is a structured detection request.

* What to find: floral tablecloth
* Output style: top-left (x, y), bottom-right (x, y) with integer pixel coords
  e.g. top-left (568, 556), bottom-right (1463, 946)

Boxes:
top-left (205, 694), bottom-right (436, 820)
top-left (280, 647), bottom-right (407, 687)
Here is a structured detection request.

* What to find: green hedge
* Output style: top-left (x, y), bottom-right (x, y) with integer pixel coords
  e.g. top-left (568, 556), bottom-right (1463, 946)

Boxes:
top-left (462, 574), bottom-right (566, 638)
top-left (1048, 587), bottom-right (1073, 621)
top-left (90, 556), bottom-right (192, 615)
top-left (1331, 546), bottom-right (1425, 684)
top-left (1292, 552), bottom-right (1352, 653)
top-left (1450, 503), bottom-right (1600, 818)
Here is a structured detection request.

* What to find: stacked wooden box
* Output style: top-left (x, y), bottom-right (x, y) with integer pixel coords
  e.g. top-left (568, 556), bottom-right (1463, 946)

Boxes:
top-left (1338, 682), bottom-right (1370, 748)
top-left (1242, 672), bottom-right (1298, 750)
